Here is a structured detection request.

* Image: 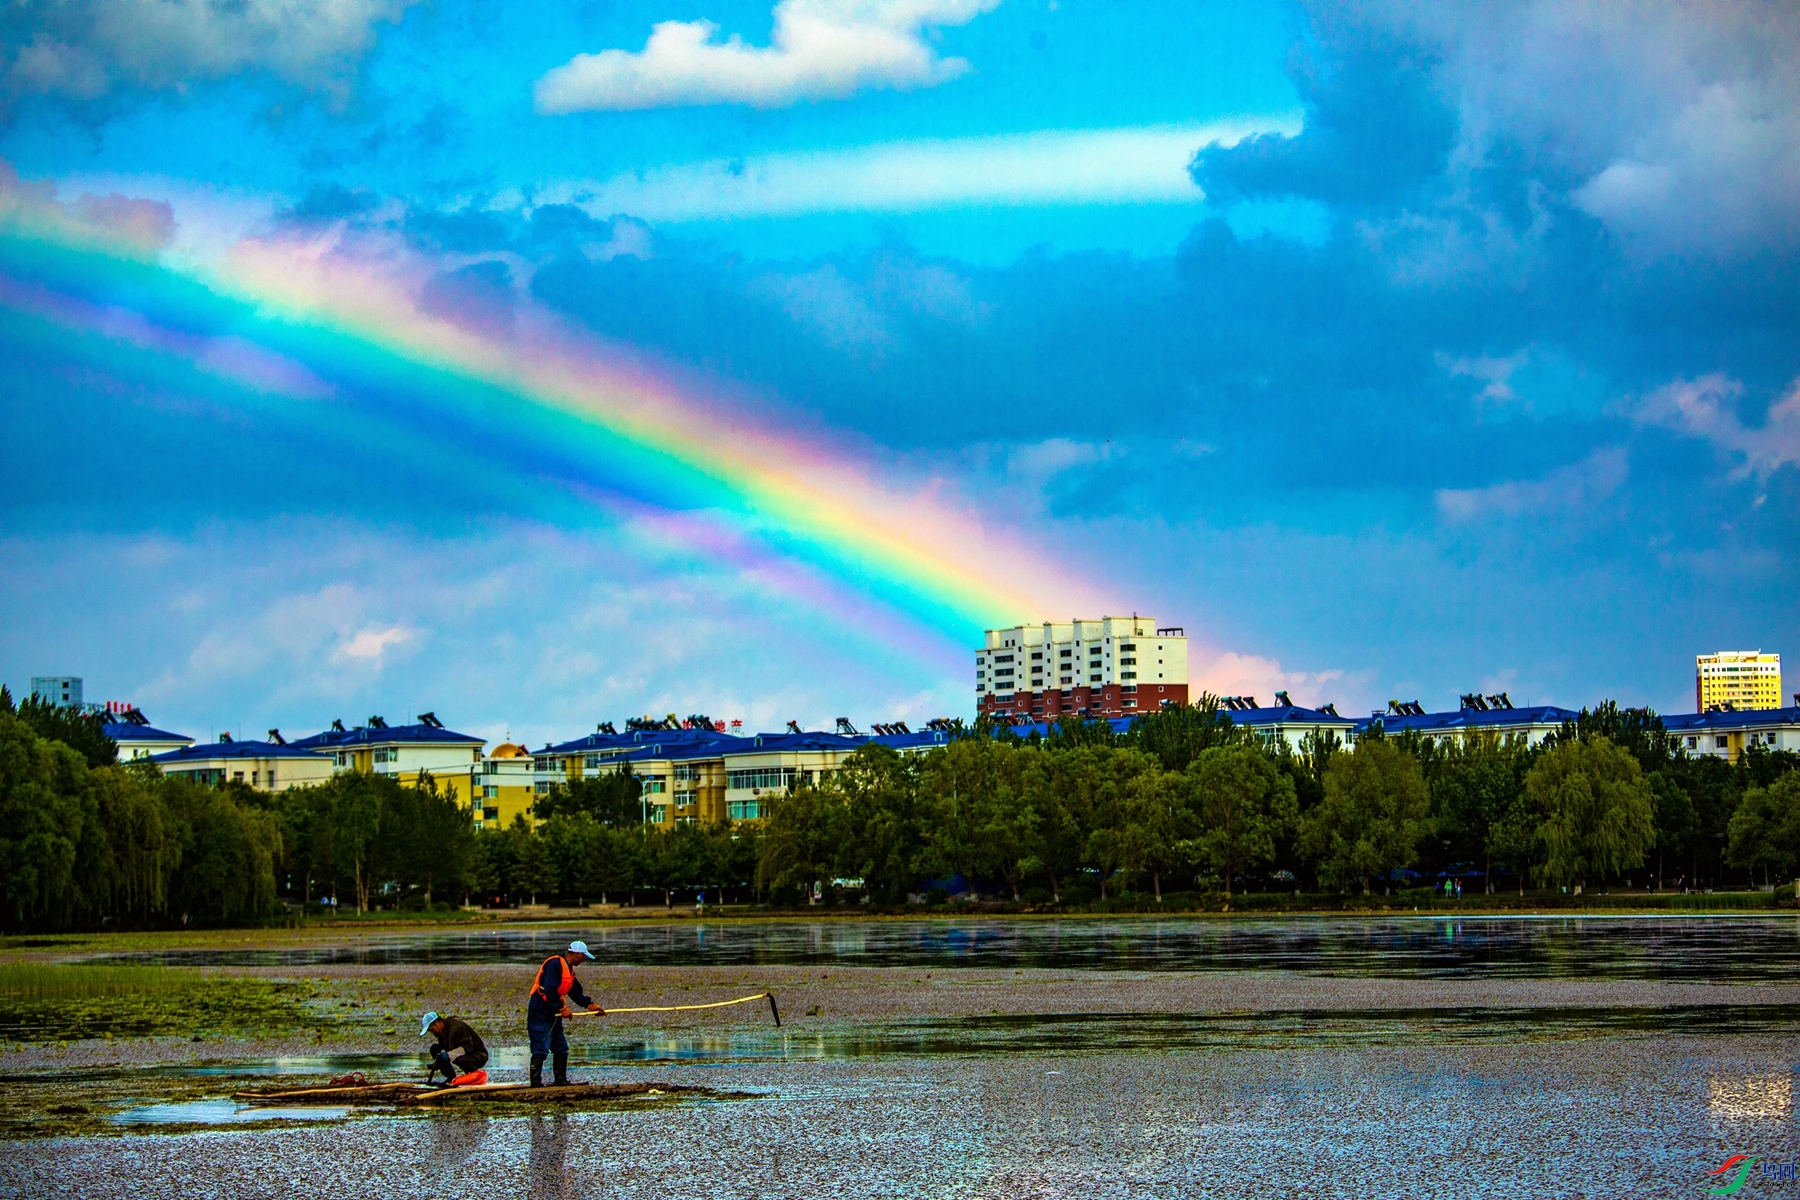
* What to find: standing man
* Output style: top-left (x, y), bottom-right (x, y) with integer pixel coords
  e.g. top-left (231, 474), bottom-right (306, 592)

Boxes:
top-left (527, 940), bottom-right (604, 1088)
top-left (419, 1011), bottom-right (490, 1086)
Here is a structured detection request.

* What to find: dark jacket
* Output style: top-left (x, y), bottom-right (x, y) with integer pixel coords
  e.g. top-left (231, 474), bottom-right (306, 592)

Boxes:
top-left (428, 1016), bottom-right (486, 1060)
top-left (528, 955), bottom-right (595, 1020)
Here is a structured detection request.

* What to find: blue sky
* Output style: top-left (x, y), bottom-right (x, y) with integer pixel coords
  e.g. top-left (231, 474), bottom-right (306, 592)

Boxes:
top-left (1, 0), bottom-right (1796, 745)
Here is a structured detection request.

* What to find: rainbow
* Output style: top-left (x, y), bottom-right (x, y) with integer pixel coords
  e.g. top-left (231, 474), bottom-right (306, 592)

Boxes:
top-left (0, 187), bottom-right (1111, 647)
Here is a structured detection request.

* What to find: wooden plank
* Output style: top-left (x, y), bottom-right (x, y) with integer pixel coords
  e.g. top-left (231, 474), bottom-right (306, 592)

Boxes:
top-left (401, 1082), bottom-right (711, 1107)
top-left (234, 1082), bottom-right (429, 1105)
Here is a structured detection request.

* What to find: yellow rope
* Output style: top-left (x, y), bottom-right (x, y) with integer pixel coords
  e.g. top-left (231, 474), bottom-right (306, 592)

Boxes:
top-left (566, 991), bottom-right (772, 1015)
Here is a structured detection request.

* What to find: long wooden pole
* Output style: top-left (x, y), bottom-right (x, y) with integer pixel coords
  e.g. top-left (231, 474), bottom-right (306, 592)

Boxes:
top-left (565, 991), bottom-right (780, 1025)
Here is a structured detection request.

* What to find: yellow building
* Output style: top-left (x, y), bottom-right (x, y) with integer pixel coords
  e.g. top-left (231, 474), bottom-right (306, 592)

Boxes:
top-left (151, 737), bottom-right (336, 791)
top-left (1696, 650), bottom-right (1782, 712)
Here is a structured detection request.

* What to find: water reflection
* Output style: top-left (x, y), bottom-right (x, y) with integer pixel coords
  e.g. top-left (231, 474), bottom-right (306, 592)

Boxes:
top-left (527, 1114), bottom-right (573, 1200)
top-left (88, 916), bottom-right (1800, 982)
top-left (1708, 1073), bottom-right (1793, 1119)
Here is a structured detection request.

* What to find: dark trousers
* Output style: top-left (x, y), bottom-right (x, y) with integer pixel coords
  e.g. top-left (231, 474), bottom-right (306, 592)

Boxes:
top-left (527, 1010), bottom-right (570, 1085)
top-left (432, 1048), bottom-right (489, 1080)
top-left (527, 1013), bottom-right (569, 1059)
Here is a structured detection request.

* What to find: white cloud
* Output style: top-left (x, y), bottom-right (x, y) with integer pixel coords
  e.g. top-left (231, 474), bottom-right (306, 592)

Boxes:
top-left (1385, 0), bottom-right (1800, 257)
top-left (334, 626), bottom-right (414, 663)
top-left (1627, 373), bottom-right (1800, 481)
top-left (0, 0), bottom-right (413, 110)
top-left (751, 263), bottom-right (896, 352)
top-left (1191, 651), bottom-right (1348, 711)
top-left (541, 118), bottom-right (1292, 219)
top-left (534, 0), bottom-right (999, 114)
top-left (1434, 446), bottom-right (1629, 522)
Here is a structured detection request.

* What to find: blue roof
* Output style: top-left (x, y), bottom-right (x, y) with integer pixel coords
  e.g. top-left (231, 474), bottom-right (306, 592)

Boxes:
top-left (290, 721), bottom-right (483, 749)
top-left (865, 730), bottom-right (954, 751)
top-left (1350, 705), bottom-right (1579, 735)
top-left (731, 731), bottom-right (865, 753)
top-left (152, 740), bottom-right (331, 763)
top-left (608, 735), bottom-right (745, 764)
top-left (539, 727), bottom-right (734, 755)
top-left (1663, 706), bottom-right (1800, 732)
top-left (103, 722), bottom-right (192, 743)
top-left (1225, 704), bottom-right (1358, 726)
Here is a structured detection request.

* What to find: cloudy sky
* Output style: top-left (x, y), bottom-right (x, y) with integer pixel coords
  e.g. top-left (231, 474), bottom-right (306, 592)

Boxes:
top-left (1, 0), bottom-right (1795, 746)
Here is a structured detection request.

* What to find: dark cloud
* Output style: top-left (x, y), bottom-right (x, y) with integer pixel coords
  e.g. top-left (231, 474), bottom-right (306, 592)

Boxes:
top-left (0, 0), bottom-right (412, 120)
top-left (1192, 16), bottom-right (1455, 208)
top-left (419, 259), bottom-right (518, 335)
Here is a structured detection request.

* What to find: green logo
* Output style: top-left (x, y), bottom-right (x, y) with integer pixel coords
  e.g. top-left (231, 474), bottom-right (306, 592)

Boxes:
top-left (1708, 1155), bottom-right (1757, 1196)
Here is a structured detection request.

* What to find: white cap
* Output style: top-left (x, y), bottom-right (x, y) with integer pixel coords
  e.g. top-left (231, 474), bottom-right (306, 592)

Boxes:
top-left (419, 1011), bottom-right (439, 1037)
top-left (566, 940), bottom-right (595, 961)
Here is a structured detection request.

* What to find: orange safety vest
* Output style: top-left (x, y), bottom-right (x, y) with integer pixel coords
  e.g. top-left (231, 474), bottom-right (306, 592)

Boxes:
top-left (530, 955), bottom-right (576, 1007)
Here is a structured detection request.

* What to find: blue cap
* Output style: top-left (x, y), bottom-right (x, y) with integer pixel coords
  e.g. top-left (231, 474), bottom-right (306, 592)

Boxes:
top-left (419, 1011), bottom-right (439, 1037)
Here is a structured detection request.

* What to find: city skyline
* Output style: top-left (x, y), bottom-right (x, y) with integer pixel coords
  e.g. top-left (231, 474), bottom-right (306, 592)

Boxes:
top-left (2, 1), bottom-right (1796, 748)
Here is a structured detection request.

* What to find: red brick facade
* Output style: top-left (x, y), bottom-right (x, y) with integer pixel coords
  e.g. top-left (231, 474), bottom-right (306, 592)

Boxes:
top-left (978, 682), bottom-right (1189, 721)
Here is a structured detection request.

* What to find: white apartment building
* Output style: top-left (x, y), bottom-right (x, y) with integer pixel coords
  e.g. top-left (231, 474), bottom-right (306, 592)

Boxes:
top-left (976, 616), bottom-right (1189, 721)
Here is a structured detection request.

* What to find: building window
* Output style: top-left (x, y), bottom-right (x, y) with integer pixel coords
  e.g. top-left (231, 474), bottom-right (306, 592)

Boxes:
top-left (1716, 736), bottom-right (1728, 749)
top-left (675, 764), bottom-right (699, 781)
top-left (233, 771), bottom-right (244, 783)
top-left (727, 800), bottom-right (762, 820)
top-left (483, 806), bottom-right (500, 820)
top-left (1031, 652), bottom-right (1043, 660)
top-left (1120, 657), bottom-right (1136, 666)
top-left (534, 781), bottom-right (550, 794)
top-left (640, 778), bottom-right (667, 794)
top-left (1687, 736), bottom-right (1698, 749)
top-left (1089, 674), bottom-right (1101, 683)
top-left (1122, 672), bottom-right (1137, 680)
top-left (728, 767), bottom-right (798, 791)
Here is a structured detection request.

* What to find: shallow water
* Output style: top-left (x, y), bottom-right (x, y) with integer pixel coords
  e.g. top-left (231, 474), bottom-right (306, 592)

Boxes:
top-left (13, 1040), bottom-right (1798, 1199)
top-left (91, 914), bottom-right (1800, 981)
top-left (111, 1099), bottom-right (351, 1125)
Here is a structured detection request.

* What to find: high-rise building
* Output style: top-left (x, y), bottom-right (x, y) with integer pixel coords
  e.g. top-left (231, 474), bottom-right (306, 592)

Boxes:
top-left (1695, 650), bottom-right (1782, 712)
top-left (29, 676), bottom-right (81, 708)
top-left (976, 616), bottom-right (1188, 721)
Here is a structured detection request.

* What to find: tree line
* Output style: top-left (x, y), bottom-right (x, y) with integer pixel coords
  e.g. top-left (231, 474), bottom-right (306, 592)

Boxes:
top-left (2, 689), bottom-right (1798, 929)
top-left (755, 701), bottom-right (1800, 905)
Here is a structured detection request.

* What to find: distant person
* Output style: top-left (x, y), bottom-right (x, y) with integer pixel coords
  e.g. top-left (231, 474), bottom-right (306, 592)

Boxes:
top-left (527, 940), bottom-right (604, 1088)
top-left (420, 1011), bottom-right (489, 1086)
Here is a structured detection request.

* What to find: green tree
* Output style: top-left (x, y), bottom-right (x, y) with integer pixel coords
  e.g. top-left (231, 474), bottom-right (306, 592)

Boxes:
top-left (832, 745), bottom-right (924, 901)
top-left (1186, 743), bottom-right (1297, 904)
top-left (6, 692), bottom-right (117, 769)
top-left (1525, 736), bottom-right (1656, 889)
top-left (918, 737), bottom-right (1014, 897)
top-left (0, 712), bottom-right (102, 929)
top-left (757, 781), bottom-right (847, 903)
top-left (1017, 747), bottom-right (1101, 903)
top-left (1647, 770), bottom-right (1696, 890)
top-left (1428, 734), bottom-right (1530, 893)
top-left (1726, 773), bottom-right (1800, 887)
top-left (536, 764), bottom-right (642, 824)
top-left (1127, 696), bottom-right (1240, 772)
top-left (1300, 739), bottom-right (1431, 894)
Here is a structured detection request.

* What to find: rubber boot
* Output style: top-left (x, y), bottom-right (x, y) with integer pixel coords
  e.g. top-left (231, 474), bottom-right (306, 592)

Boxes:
top-left (433, 1051), bottom-right (455, 1085)
top-left (529, 1055), bottom-right (545, 1088)
top-left (552, 1051), bottom-right (570, 1087)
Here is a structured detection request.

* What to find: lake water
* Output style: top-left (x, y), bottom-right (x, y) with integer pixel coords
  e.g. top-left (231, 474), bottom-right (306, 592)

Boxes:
top-left (94, 914), bottom-right (1800, 981)
top-left (18, 916), bottom-right (1800, 1198)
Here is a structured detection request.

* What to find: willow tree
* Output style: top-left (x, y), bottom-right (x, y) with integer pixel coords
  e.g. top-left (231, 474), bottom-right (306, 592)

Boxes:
top-left (1525, 735), bottom-right (1655, 890)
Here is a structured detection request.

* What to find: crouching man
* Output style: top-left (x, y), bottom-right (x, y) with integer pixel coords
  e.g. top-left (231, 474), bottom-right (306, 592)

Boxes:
top-left (419, 1011), bottom-right (489, 1087)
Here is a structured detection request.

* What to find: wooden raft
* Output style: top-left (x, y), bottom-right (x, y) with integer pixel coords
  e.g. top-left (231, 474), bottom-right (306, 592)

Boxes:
top-left (233, 1081), bottom-right (720, 1108)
